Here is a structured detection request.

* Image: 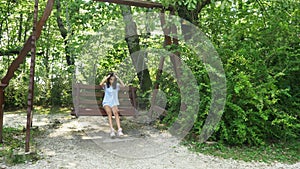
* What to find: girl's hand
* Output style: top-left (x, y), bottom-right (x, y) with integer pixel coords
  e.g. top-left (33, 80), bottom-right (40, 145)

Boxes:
top-left (115, 74), bottom-right (125, 87)
top-left (100, 75), bottom-right (111, 86)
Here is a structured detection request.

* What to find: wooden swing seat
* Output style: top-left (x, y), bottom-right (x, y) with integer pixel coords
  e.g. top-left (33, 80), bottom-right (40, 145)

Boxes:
top-left (71, 83), bottom-right (137, 117)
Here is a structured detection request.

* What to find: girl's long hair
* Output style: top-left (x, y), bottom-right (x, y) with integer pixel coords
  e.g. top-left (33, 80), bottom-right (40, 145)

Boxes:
top-left (106, 72), bottom-right (117, 89)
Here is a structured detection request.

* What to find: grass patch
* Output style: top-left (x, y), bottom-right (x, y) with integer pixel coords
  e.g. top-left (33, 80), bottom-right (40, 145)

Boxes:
top-left (1, 107), bottom-right (70, 166)
top-left (0, 126), bottom-right (42, 166)
top-left (182, 140), bottom-right (300, 164)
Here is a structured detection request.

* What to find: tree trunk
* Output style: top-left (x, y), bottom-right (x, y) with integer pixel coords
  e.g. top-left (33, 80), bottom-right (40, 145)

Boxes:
top-left (45, 22), bottom-right (50, 74)
top-left (18, 13), bottom-right (23, 42)
top-left (177, 0), bottom-right (211, 41)
top-left (120, 5), bottom-right (152, 93)
top-left (0, 19), bottom-right (3, 42)
top-left (55, 0), bottom-right (73, 66)
top-left (23, 12), bottom-right (33, 43)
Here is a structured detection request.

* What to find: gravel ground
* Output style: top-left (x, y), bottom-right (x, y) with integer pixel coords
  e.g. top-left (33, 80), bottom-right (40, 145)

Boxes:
top-left (2, 113), bottom-right (299, 169)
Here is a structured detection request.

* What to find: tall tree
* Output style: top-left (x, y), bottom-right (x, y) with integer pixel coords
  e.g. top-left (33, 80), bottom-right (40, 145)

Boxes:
top-left (120, 5), bottom-right (152, 93)
top-left (55, 0), bottom-right (74, 66)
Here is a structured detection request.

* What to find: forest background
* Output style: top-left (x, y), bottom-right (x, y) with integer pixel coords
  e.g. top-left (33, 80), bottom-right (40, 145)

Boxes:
top-left (0, 0), bottom-right (299, 149)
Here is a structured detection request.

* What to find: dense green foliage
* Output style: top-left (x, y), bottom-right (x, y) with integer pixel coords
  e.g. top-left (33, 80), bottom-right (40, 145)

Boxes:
top-left (0, 0), bottom-right (299, 147)
top-left (199, 0), bottom-right (300, 145)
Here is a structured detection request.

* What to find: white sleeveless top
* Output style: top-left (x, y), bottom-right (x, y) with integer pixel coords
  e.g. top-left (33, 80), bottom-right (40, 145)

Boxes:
top-left (102, 83), bottom-right (120, 106)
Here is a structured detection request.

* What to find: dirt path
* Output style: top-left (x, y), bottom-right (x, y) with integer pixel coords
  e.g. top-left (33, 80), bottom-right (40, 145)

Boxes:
top-left (2, 113), bottom-right (300, 169)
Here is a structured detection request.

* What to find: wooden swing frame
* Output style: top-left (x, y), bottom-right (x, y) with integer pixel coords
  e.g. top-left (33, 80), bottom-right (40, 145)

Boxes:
top-left (0, 0), bottom-right (180, 152)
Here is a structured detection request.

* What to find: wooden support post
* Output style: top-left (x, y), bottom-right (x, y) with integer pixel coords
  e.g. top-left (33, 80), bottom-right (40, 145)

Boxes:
top-left (0, 86), bottom-right (5, 143)
top-left (149, 55), bottom-right (166, 118)
top-left (169, 10), bottom-right (182, 85)
top-left (0, 0), bottom-right (53, 146)
top-left (75, 83), bottom-right (80, 116)
top-left (148, 11), bottom-right (172, 118)
top-left (129, 86), bottom-right (137, 117)
top-left (25, 0), bottom-right (38, 153)
top-left (169, 11), bottom-right (186, 111)
top-left (130, 86), bottom-right (137, 109)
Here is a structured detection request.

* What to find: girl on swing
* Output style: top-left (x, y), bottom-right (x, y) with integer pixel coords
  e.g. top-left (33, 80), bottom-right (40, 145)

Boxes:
top-left (100, 72), bottom-right (125, 138)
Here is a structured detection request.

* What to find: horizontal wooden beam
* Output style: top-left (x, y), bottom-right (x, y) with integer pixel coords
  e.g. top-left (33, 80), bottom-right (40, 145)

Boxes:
top-left (94, 0), bottom-right (173, 10)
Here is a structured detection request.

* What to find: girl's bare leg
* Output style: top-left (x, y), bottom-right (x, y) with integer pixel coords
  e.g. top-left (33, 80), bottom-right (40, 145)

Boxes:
top-left (112, 106), bottom-right (124, 136)
top-left (112, 106), bottom-right (121, 130)
top-left (104, 106), bottom-right (114, 130)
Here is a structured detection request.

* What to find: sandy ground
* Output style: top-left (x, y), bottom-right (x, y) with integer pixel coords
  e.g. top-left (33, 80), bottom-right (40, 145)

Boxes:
top-left (1, 113), bottom-right (299, 169)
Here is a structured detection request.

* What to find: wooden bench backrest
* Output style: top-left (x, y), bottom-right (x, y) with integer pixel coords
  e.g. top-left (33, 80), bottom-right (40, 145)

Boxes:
top-left (72, 83), bottom-right (137, 116)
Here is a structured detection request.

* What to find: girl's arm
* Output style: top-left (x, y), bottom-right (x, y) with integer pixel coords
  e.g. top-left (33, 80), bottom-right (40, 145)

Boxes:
top-left (115, 75), bottom-right (125, 87)
top-left (100, 75), bottom-right (110, 86)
